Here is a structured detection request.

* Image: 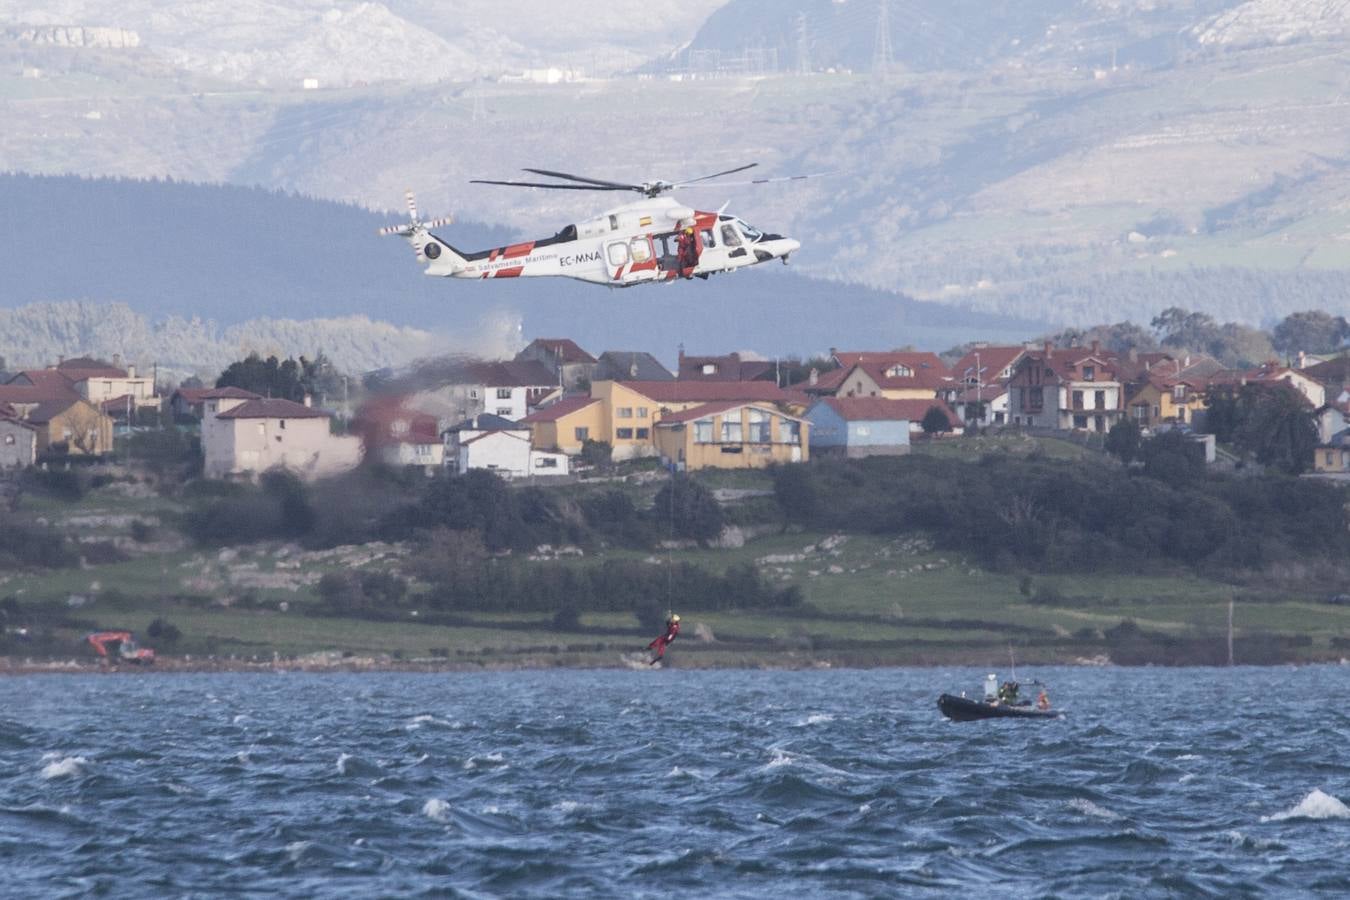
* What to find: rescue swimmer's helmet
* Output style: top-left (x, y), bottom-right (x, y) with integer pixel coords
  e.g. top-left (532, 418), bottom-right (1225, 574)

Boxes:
top-left (671, 614), bottom-right (681, 622)
top-left (684, 227), bottom-right (694, 234)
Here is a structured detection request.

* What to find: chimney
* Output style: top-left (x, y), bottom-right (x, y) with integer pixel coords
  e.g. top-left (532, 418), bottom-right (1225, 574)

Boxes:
top-left (127, 364), bottom-right (136, 378)
top-left (808, 367), bottom-right (818, 386)
top-left (113, 353), bottom-right (121, 370)
top-left (1128, 348), bottom-right (1138, 363)
top-left (303, 393), bottom-right (313, 407)
top-left (1090, 339), bottom-right (1101, 356)
top-left (1297, 351), bottom-right (1306, 369)
top-left (1043, 341), bottom-right (1054, 356)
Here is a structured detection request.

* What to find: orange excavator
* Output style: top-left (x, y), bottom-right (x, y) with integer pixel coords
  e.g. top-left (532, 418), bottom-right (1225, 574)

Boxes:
top-left (86, 631), bottom-right (155, 665)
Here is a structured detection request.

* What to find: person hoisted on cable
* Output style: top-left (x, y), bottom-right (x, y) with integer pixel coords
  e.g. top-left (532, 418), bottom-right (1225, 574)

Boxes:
top-left (647, 613), bottom-right (681, 664)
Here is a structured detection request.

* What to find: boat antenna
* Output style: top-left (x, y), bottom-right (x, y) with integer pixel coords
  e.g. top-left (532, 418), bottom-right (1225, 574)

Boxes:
top-left (1008, 643), bottom-right (1018, 682)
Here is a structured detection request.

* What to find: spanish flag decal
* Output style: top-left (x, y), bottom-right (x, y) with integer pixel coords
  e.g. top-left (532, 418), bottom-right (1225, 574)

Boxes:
top-left (639, 216), bottom-right (652, 227)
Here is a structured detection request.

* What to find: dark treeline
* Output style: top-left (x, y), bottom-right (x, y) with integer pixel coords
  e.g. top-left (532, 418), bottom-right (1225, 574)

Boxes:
top-left (771, 455), bottom-right (1350, 577)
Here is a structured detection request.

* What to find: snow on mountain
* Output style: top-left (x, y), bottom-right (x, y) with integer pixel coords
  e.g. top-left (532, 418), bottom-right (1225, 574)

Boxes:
top-left (0, 0), bottom-right (730, 86)
top-left (1193, 0), bottom-right (1350, 47)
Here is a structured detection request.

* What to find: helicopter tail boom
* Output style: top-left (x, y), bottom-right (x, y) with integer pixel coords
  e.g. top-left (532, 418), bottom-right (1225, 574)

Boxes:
top-left (378, 190), bottom-right (465, 275)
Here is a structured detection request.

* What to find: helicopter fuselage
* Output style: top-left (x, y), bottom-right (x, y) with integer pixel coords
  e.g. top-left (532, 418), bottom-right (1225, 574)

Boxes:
top-left (419, 197), bottom-right (799, 287)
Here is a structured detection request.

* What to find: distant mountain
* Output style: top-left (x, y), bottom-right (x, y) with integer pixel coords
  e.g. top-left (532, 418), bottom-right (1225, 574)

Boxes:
top-left (0, 175), bottom-right (1044, 366)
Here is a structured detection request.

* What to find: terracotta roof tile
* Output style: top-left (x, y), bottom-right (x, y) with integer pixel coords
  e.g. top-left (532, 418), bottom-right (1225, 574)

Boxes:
top-left (215, 398), bottom-right (329, 420)
top-left (520, 396), bottom-right (599, 423)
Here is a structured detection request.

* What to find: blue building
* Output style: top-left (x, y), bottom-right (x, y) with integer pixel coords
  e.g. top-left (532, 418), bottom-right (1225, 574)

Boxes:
top-left (805, 397), bottom-right (957, 458)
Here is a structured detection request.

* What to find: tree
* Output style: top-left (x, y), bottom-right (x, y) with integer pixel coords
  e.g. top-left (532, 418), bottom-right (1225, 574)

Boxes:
top-left (1105, 418), bottom-right (1141, 464)
top-left (1238, 385), bottom-right (1318, 475)
top-left (653, 475), bottom-right (724, 542)
top-left (1139, 431), bottom-right (1205, 485)
top-left (773, 463), bottom-right (820, 521)
top-left (921, 406), bottom-right (952, 434)
top-left (261, 470), bottom-right (315, 537)
top-left (62, 403), bottom-right (105, 455)
top-left (1272, 310), bottom-right (1350, 355)
top-left (579, 438), bottom-right (613, 473)
top-left (216, 352), bottom-right (306, 401)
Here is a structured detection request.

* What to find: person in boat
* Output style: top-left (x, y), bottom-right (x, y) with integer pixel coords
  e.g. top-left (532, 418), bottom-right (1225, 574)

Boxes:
top-left (998, 680), bottom-right (1021, 705)
top-left (1037, 687), bottom-right (1050, 710)
top-left (647, 613), bottom-right (681, 664)
top-left (983, 673), bottom-right (999, 703)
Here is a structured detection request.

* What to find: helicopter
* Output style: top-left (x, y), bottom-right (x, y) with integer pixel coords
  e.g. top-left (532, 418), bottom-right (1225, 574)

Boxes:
top-left (379, 164), bottom-right (808, 287)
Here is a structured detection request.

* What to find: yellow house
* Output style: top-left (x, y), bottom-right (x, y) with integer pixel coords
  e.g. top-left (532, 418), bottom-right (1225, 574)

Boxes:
top-left (519, 396), bottom-right (604, 455)
top-left (653, 401), bottom-right (809, 470)
top-left (21, 397), bottom-right (114, 456)
top-left (808, 354), bottom-right (948, 402)
top-left (1315, 435), bottom-right (1350, 474)
top-left (588, 381), bottom-right (663, 460)
top-left (1125, 378), bottom-right (1207, 429)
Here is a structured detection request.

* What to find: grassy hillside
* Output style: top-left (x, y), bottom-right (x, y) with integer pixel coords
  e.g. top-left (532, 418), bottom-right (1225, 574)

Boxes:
top-left (4, 452), bottom-right (1347, 671)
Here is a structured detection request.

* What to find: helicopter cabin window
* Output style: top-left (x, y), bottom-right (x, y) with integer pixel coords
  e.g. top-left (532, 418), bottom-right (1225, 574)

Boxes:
top-left (629, 238), bottom-right (651, 263)
top-left (720, 224), bottom-right (743, 247)
top-left (606, 241), bottom-right (630, 267)
top-left (701, 229), bottom-right (716, 248)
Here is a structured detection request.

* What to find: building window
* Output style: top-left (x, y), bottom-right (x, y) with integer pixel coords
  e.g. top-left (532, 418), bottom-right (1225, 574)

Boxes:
top-left (783, 421), bottom-right (801, 445)
top-left (1083, 365), bottom-right (1095, 382)
top-left (616, 407), bottom-right (633, 418)
top-left (616, 428), bottom-right (634, 439)
top-left (496, 408), bottom-right (512, 417)
top-left (857, 425), bottom-right (871, 437)
top-left (637, 407), bottom-right (648, 418)
top-left (693, 419), bottom-right (713, 443)
top-left (497, 388), bottom-right (511, 399)
top-left (701, 363), bottom-right (717, 375)
top-left (721, 417), bottom-right (742, 443)
top-left (575, 426), bottom-right (589, 442)
top-left (1072, 391), bottom-right (1084, 410)
top-left (1094, 390), bottom-right (1105, 410)
top-left (636, 427), bottom-right (649, 439)
top-left (1073, 415), bottom-right (1088, 429)
top-left (3, 435), bottom-right (12, 445)
top-left (469, 389), bottom-right (479, 399)
top-left (537, 457), bottom-right (558, 468)
top-left (885, 364), bottom-right (912, 378)
top-left (748, 408), bottom-right (770, 443)
top-left (279, 419), bottom-right (286, 429)
top-left (257, 424), bottom-right (265, 435)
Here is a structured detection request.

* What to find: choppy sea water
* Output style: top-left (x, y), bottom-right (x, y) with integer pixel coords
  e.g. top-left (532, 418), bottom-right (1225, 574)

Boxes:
top-left (3, 666), bottom-right (1349, 897)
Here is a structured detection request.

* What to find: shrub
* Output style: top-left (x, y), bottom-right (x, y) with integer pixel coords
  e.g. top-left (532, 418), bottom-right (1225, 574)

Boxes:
top-left (146, 617), bottom-right (181, 643)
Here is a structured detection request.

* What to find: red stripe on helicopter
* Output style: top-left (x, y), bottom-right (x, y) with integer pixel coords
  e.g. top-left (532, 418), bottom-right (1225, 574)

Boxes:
top-left (503, 242), bottom-right (535, 259)
top-left (493, 266), bottom-right (524, 278)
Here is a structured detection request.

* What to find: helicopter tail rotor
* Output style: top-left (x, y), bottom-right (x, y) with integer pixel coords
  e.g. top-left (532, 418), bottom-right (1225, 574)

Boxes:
top-left (378, 190), bottom-right (460, 269)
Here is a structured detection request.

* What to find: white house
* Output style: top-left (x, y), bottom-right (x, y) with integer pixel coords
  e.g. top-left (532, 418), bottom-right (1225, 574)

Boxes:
top-left (0, 411), bottom-right (37, 468)
top-left (203, 397), bottom-right (362, 480)
top-left (451, 416), bottom-right (569, 479)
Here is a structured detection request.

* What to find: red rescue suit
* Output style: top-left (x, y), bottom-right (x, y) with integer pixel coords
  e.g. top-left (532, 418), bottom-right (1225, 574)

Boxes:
top-left (675, 230), bottom-right (700, 278)
top-left (647, 618), bottom-right (681, 662)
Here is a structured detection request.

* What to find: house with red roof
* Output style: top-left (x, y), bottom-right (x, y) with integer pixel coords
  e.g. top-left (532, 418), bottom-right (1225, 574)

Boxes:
top-left (807, 350), bottom-right (950, 402)
top-left (8, 356), bottom-right (160, 413)
top-left (654, 401), bottom-right (808, 470)
top-left (0, 381), bottom-right (114, 458)
top-left (516, 338), bottom-right (597, 391)
top-left (1007, 343), bottom-right (1124, 432)
top-left (676, 350), bottom-right (777, 382)
top-left (447, 413), bottom-right (569, 478)
top-left (520, 395), bottom-right (604, 456)
top-left (168, 386), bottom-right (262, 421)
top-left (352, 394), bottom-right (445, 468)
top-left (203, 397), bottom-right (362, 480)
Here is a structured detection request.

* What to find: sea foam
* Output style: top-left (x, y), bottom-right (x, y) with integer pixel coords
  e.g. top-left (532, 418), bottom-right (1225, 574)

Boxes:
top-left (423, 798), bottom-right (451, 821)
top-left (1262, 789), bottom-right (1350, 822)
top-left (40, 755), bottom-right (88, 780)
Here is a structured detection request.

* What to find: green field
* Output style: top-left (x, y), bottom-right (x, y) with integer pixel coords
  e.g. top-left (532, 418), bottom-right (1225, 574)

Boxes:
top-left (5, 473), bottom-right (1348, 672)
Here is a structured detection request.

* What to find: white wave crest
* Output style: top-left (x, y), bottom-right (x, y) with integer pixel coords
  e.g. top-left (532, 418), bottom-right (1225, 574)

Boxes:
top-left (766, 749), bottom-right (795, 769)
top-left (797, 713), bottom-right (835, 727)
top-left (41, 756), bottom-right (88, 780)
top-left (1067, 798), bottom-right (1122, 821)
top-left (462, 752), bottom-right (506, 771)
top-left (423, 798), bottom-right (451, 821)
top-left (336, 753), bottom-right (352, 774)
top-left (1263, 789), bottom-right (1350, 822)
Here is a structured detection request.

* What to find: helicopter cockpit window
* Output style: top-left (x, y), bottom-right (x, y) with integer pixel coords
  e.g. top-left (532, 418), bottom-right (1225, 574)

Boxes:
top-left (720, 224), bottom-right (743, 248)
top-left (736, 219), bottom-right (764, 242)
top-left (701, 229), bottom-right (716, 248)
top-left (607, 241), bottom-right (630, 267)
top-left (629, 237), bottom-right (652, 263)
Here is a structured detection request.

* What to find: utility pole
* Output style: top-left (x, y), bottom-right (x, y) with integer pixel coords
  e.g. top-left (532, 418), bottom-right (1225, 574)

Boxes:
top-left (975, 351), bottom-right (982, 427)
top-left (872, 0), bottom-right (893, 79)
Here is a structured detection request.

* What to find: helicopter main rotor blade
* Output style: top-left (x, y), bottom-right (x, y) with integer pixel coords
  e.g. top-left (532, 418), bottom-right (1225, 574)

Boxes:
top-left (675, 172), bottom-right (833, 189)
top-left (470, 179), bottom-right (634, 191)
top-left (674, 163), bottom-right (759, 186)
top-left (521, 168), bottom-right (640, 190)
